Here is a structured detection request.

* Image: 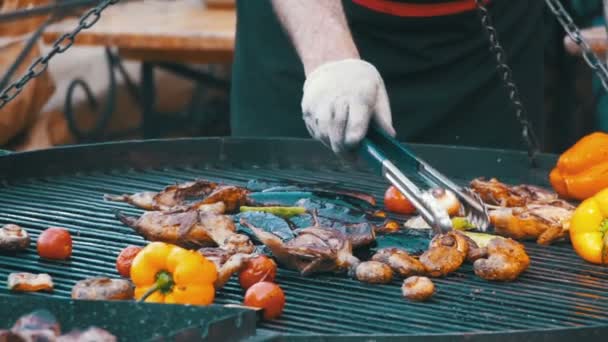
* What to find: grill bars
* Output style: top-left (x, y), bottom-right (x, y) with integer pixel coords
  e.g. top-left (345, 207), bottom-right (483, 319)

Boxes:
top-left (1, 164), bottom-right (608, 335)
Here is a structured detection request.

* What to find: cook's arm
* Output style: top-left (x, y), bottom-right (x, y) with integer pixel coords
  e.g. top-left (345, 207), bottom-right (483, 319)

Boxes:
top-left (270, 0), bottom-right (359, 75)
top-left (271, 0), bottom-right (396, 154)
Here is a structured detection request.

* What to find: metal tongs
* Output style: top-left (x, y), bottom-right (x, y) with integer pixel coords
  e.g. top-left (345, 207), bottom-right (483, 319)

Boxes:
top-left (358, 124), bottom-right (490, 235)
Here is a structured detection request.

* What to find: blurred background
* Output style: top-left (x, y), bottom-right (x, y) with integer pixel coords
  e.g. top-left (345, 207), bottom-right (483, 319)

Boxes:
top-left (0, 0), bottom-right (607, 154)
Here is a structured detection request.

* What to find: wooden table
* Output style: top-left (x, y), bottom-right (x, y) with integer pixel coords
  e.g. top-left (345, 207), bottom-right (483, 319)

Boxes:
top-left (40, 0), bottom-right (236, 139)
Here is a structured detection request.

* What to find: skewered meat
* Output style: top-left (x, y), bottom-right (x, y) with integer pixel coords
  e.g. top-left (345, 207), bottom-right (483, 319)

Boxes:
top-left (474, 238), bottom-right (530, 281)
top-left (8, 273), bottom-right (54, 292)
top-left (0, 224), bottom-right (30, 252)
top-left (371, 248), bottom-right (426, 278)
top-left (489, 204), bottom-right (572, 245)
top-left (105, 180), bottom-right (250, 213)
top-left (115, 205), bottom-right (254, 253)
top-left (355, 261), bottom-right (393, 284)
top-left (241, 212), bottom-right (360, 276)
top-left (402, 276), bottom-right (435, 301)
top-left (71, 277), bottom-right (134, 300)
top-left (470, 178), bottom-right (559, 207)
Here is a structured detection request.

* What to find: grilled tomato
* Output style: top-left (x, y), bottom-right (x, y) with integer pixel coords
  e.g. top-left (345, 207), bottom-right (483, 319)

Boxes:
top-left (239, 255), bottom-right (277, 290)
top-left (243, 282), bottom-right (286, 320)
top-left (37, 228), bottom-right (72, 260)
top-left (384, 185), bottom-right (416, 215)
top-left (116, 245), bottom-right (143, 278)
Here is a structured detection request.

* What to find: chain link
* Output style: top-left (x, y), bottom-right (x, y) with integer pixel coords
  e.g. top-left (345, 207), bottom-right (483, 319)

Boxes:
top-left (474, 0), bottom-right (540, 163)
top-left (545, 0), bottom-right (608, 92)
top-left (0, 0), bottom-right (119, 109)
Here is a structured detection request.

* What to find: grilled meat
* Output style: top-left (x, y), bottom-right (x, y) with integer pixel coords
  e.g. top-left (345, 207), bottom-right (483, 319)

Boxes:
top-left (371, 248), bottom-right (426, 278)
top-left (0, 224), bottom-right (30, 252)
top-left (330, 222), bottom-right (376, 248)
top-left (470, 178), bottom-right (558, 207)
top-left (402, 276), bottom-right (435, 301)
top-left (489, 204), bottom-right (572, 245)
top-left (213, 253), bottom-right (253, 289)
top-left (198, 247), bottom-right (233, 269)
top-left (71, 277), bottom-right (134, 300)
top-left (115, 204), bottom-right (254, 253)
top-left (241, 212), bottom-right (360, 276)
top-left (473, 238), bottom-right (530, 281)
top-left (355, 261), bottom-right (393, 284)
top-left (105, 180), bottom-right (250, 213)
top-left (105, 180), bottom-right (218, 210)
top-left (8, 273), bottom-right (54, 292)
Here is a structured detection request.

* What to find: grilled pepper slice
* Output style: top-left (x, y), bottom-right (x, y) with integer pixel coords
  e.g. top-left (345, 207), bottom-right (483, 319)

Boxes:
top-left (569, 188), bottom-right (608, 264)
top-left (131, 242), bottom-right (217, 305)
top-left (239, 206), bottom-right (306, 218)
top-left (550, 132), bottom-right (608, 200)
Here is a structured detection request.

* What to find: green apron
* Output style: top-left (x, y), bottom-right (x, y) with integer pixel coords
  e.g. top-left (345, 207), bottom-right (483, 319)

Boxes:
top-left (230, 0), bottom-right (543, 151)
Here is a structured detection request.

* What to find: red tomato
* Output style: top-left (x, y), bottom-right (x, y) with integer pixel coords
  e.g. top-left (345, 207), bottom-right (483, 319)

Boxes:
top-left (239, 255), bottom-right (277, 290)
top-left (116, 245), bottom-right (143, 278)
top-left (243, 282), bottom-right (286, 320)
top-left (37, 227), bottom-right (72, 260)
top-left (384, 185), bottom-right (416, 215)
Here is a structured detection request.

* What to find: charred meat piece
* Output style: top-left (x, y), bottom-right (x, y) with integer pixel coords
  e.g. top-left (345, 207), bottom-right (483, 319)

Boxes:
top-left (71, 277), bottom-right (134, 300)
top-left (241, 212), bottom-right (360, 276)
top-left (57, 327), bottom-right (117, 342)
top-left (198, 247), bottom-right (233, 269)
top-left (197, 186), bottom-right (250, 213)
top-left (0, 224), bottom-right (30, 252)
top-left (489, 204), bottom-right (572, 245)
top-left (371, 248), bottom-right (426, 278)
top-left (213, 253), bottom-right (253, 289)
top-left (116, 209), bottom-right (214, 249)
top-left (104, 180), bottom-right (219, 210)
top-left (469, 178), bottom-right (561, 207)
top-left (10, 309), bottom-right (60, 341)
top-left (115, 205), bottom-right (254, 253)
top-left (329, 222), bottom-right (376, 248)
top-left (105, 180), bottom-right (251, 213)
top-left (474, 238), bottom-right (530, 282)
top-left (402, 276), bottom-right (435, 302)
top-left (8, 273), bottom-right (54, 293)
top-left (355, 261), bottom-right (393, 284)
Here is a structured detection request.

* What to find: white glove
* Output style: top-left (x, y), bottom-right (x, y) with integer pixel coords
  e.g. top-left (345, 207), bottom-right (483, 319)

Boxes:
top-left (301, 59), bottom-right (396, 154)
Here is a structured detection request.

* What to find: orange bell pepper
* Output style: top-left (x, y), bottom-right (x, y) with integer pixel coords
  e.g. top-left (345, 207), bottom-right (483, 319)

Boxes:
top-left (550, 132), bottom-right (608, 201)
top-left (569, 188), bottom-right (608, 264)
top-left (130, 242), bottom-right (217, 305)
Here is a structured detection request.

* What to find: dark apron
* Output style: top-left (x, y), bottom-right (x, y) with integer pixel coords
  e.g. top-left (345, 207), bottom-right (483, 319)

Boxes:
top-left (230, 0), bottom-right (543, 151)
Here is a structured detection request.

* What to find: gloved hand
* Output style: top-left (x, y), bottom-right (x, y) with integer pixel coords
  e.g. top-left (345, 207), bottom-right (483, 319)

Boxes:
top-left (301, 59), bottom-right (396, 154)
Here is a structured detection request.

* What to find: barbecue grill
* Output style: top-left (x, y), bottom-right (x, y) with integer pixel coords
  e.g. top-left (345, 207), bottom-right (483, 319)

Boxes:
top-left (0, 138), bottom-right (607, 341)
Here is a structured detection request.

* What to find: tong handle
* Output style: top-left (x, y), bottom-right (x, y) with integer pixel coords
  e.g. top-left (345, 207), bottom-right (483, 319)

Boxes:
top-left (359, 138), bottom-right (452, 234)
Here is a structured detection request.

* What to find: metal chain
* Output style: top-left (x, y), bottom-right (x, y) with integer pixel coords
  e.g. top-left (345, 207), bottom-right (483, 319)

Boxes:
top-left (0, 0), bottom-right (120, 109)
top-left (474, 0), bottom-right (540, 164)
top-left (545, 0), bottom-right (608, 92)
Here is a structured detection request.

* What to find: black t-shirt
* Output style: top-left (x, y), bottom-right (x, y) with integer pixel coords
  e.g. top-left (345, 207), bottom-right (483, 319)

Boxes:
top-left (230, 0), bottom-right (544, 151)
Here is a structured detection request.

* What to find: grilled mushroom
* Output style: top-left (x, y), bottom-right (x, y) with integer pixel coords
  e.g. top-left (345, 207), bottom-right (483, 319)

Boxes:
top-left (0, 224), bottom-right (30, 252)
top-left (71, 277), bottom-right (134, 300)
top-left (355, 261), bottom-right (393, 284)
top-left (8, 273), bottom-right (54, 293)
top-left (371, 248), bottom-right (426, 278)
top-left (402, 276), bottom-right (435, 301)
top-left (473, 238), bottom-right (530, 282)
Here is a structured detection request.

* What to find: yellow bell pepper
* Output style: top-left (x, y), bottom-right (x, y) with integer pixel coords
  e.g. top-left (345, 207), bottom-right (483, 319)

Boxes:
top-left (569, 187), bottom-right (608, 264)
top-left (130, 242), bottom-right (218, 305)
